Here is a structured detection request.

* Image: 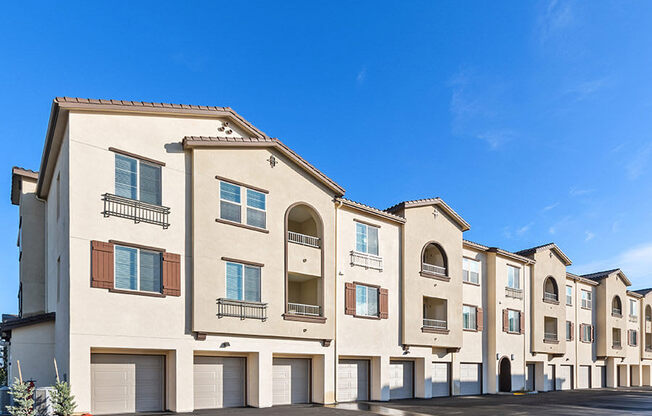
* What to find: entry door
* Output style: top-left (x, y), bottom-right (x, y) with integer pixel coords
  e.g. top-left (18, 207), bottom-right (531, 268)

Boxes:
top-left (193, 356), bottom-right (246, 409)
top-left (547, 365), bottom-right (556, 391)
top-left (91, 354), bottom-right (164, 415)
top-left (578, 366), bottom-right (591, 389)
top-left (272, 358), bottom-right (310, 405)
top-left (526, 364), bottom-right (535, 391)
top-left (559, 365), bottom-right (573, 390)
top-left (597, 366), bottom-right (607, 388)
top-left (389, 361), bottom-right (414, 400)
top-left (337, 360), bottom-right (369, 402)
top-left (431, 362), bottom-right (450, 397)
top-left (460, 363), bottom-right (482, 395)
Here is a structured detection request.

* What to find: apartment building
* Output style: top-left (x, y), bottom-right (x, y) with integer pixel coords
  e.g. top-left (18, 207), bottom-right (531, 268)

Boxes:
top-left (2, 97), bottom-right (651, 415)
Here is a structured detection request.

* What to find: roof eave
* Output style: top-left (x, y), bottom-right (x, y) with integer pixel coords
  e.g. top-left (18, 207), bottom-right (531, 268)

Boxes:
top-left (336, 198), bottom-right (406, 224)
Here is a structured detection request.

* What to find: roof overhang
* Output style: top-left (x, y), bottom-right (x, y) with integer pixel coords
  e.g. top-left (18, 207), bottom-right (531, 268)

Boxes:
top-left (336, 198), bottom-right (406, 224)
top-left (463, 240), bottom-right (535, 264)
top-left (11, 167), bottom-right (38, 205)
top-left (616, 270), bottom-right (632, 286)
top-left (386, 198), bottom-right (471, 231)
top-left (183, 136), bottom-right (345, 196)
top-left (627, 290), bottom-right (643, 299)
top-left (566, 272), bottom-right (599, 286)
top-left (36, 97), bottom-right (270, 200)
top-left (518, 243), bottom-right (572, 266)
top-left (0, 312), bottom-right (55, 340)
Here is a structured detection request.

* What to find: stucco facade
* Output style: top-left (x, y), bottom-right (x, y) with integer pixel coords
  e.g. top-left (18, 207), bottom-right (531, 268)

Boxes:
top-left (2, 97), bottom-right (652, 415)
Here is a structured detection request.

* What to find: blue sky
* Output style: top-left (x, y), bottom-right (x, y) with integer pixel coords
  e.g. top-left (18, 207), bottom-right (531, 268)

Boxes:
top-left (1, 1), bottom-right (652, 313)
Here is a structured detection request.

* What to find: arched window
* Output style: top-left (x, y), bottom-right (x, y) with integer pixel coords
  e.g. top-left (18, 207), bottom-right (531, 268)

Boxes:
top-left (543, 277), bottom-right (559, 302)
top-left (612, 296), bottom-right (622, 316)
top-left (421, 242), bottom-right (448, 277)
top-left (645, 305), bottom-right (651, 322)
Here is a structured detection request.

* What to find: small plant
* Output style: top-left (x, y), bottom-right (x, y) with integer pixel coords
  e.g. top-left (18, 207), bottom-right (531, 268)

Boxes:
top-left (6, 378), bottom-right (34, 416)
top-left (50, 381), bottom-right (77, 416)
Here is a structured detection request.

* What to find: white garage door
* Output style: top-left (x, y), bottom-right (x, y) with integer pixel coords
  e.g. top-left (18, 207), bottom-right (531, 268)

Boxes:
top-left (578, 366), bottom-right (591, 389)
top-left (431, 362), bottom-right (450, 397)
top-left (460, 363), bottom-right (482, 395)
top-left (272, 358), bottom-right (310, 405)
top-left (559, 365), bottom-right (573, 390)
top-left (193, 356), bottom-right (245, 409)
top-left (526, 364), bottom-right (535, 391)
top-left (91, 354), bottom-right (164, 415)
top-left (547, 365), bottom-right (556, 391)
top-left (596, 366), bottom-right (606, 388)
top-left (389, 361), bottom-right (414, 400)
top-left (337, 360), bottom-right (369, 402)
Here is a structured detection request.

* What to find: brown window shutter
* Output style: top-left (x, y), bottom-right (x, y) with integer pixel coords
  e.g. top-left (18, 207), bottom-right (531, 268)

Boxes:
top-left (477, 307), bottom-right (483, 331)
top-left (502, 309), bottom-right (508, 332)
top-left (162, 252), bottom-right (181, 296)
top-left (579, 323), bottom-right (584, 341)
top-left (519, 311), bottom-right (525, 334)
top-left (345, 283), bottom-right (356, 315)
top-left (570, 322), bottom-right (574, 341)
top-left (379, 288), bottom-right (389, 319)
top-left (91, 241), bottom-right (114, 289)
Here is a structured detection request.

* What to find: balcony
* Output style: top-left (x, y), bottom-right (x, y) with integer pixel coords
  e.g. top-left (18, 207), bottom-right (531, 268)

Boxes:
top-left (421, 243), bottom-right (447, 279)
top-left (544, 332), bottom-right (558, 343)
top-left (102, 193), bottom-right (170, 229)
top-left (350, 251), bottom-right (383, 271)
top-left (421, 262), bottom-right (447, 276)
top-left (613, 340), bottom-right (622, 349)
top-left (612, 309), bottom-right (622, 318)
top-left (544, 292), bottom-right (559, 303)
top-left (288, 231), bottom-right (320, 248)
top-left (287, 302), bottom-right (321, 316)
top-left (217, 298), bottom-right (267, 321)
top-left (423, 319), bottom-right (447, 330)
top-left (505, 286), bottom-right (523, 300)
top-left (422, 296), bottom-right (448, 334)
top-left (629, 315), bottom-right (638, 323)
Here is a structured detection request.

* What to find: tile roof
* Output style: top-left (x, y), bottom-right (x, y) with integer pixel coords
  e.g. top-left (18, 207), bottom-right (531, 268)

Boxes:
top-left (385, 198), bottom-right (471, 231)
top-left (566, 272), bottom-right (599, 286)
top-left (182, 136), bottom-right (344, 196)
top-left (633, 288), bottom-right (652, 296)
top-left (515, 242), bottom-right (572, 266)
top-left (463, 239), bottom-right (535, 264)
top-left (580, 269), bottom-right (621, 281)
top-left (11, 166), bottom-right (39, 205)
top-left (336, 198), bottom-right (406, 224)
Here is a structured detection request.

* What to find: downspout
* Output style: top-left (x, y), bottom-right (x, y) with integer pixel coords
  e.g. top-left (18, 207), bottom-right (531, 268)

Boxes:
top-left (333, 198), bottom-right (343, 403)
top-left (574, 279), bottom-right (578, 388)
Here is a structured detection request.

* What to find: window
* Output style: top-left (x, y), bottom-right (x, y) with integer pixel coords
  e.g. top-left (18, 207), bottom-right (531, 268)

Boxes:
top-left (613, 328), bottom-right (622, 348)
top-left (630, 299), bottom-right (638, 317)
top-left (355, 222), bottom-right (379, 256)
top-left (612, 296), bottom-right (622, 316)
top-left (356, 284), bottom-right (379, 317)
top-left (219, 181), bottom-right (267, 229)
top-left (566, 321), bottom-right (572, 341)
top-left (225, 262), bottom-right (261, 302)
top-left (463, 258), bottom-right (480, 284)
top-left (566, 286), bottom-right (573, 306)
top-left (508, 310), bottom-right (520, 333)
top-left (507, 265), bottom-right (520, 289)
top-left (581, 324), bottom-right (592, 342)
top-left (115, 154), bottom-right (162, 205)
top-left (114, 245), bottom-right (162, 293)
top-left (581, 290), bottom-right (592, 309)
top-left (630, 330), bottom-right (638, 346)
top-left (463, 305), bottom-right (477, 330)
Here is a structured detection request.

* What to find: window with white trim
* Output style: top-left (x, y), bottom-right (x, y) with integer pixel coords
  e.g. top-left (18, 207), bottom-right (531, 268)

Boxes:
top-left (219, 181), bottom-right (267, 228)
top-left (581, 324), bottom-right (592, 342)
top-left (115, 154), bottom-right (162, 205)
top-left (114, 245), bottom-right (162, 293)
top-left (463, 305), bottom-right (477, 330)
top-left (225, 262), bottom-right (261, 302)
top-left (507, 265), bottom-right (520, 289)
top-left (566, 321), bottom-right (572, 341)
top-left (463, 258), bottom-right (480, 284)
top-left (355, 222), bottom-right (379, 256)
top-left (630, 299), bottom-right (638, 317)
top-left (566, 285), bottom-right (572, 306)
top-left (630, 330), bottom-right (638, 346)
top-left (581, 290), bottom-right (592, 309)
top-left (355, 284), bottom-right (379, 317)
top-left (508, 310), bottom-right (520, 333)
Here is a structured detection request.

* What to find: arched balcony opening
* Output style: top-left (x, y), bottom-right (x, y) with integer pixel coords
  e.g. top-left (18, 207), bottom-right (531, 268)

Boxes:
top-left (287, 204), bottom-right (321, 248)
top-left (646, 305), bottom-right (652, 322)
top-left (612, 296), bottom-right (622, 317)
top-left (421, 242), bottom-right (448, 277)
top-left (543, 277), bottom-right (559, 303)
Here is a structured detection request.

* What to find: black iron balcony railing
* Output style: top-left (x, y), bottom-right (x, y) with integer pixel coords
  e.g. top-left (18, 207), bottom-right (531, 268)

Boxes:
top-left (217, 298), bottom-right (267, 321)
top-left (102, 193), bottom-right (170, 229)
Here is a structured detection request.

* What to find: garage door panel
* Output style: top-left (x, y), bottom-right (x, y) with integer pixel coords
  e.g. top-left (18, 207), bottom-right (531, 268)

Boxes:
top-left (273, 358), bottom-right (310, 405)
top-left (338, 360), bottom-right (369, 402)
top-left (389, 361), bottom-right (413, 400)
top-left (193, 356), bottom-right (245, 409)
top-left (578, 366), bottom-right (590, 389)
top-left (559, 365), bottom-right (572, 390)
top-left (431, 362), bottom-right (450, 397)
top-left (460, 363), bottom-right (481, 395)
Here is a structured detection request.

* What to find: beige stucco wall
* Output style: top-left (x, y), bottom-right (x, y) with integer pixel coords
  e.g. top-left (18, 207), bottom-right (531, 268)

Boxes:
top-left (595, 273), bottom-right (629, 359)
top-left (400, 205), bottom-right (464, 349)
top-left (530, 249), bottom-right (566, 355)
top-left (7, 322), bottom-right (55, 387)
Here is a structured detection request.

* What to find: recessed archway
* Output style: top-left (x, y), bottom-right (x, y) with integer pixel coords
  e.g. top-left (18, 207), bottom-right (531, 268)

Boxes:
top-left (499, 357), bottom-right (512, 392)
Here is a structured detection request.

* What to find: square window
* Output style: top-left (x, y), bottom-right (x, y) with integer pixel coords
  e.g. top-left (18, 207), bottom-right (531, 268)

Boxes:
top-left (463, 258), bottom-right (480, 284)
top-left (356, 284), bottom-right (379, 317)
top-left (226, 261), bottom-right (261, 302)
top-left (463, 305), bottom-right (477, 330)
top-left (355, 222), bottom-right (379, 256)
top-left (114, 245), bottom-right (162, 293)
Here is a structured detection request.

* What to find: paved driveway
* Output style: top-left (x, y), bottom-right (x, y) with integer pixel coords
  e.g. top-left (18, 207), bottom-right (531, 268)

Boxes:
top-left (130, 388), bottom-right (652, 416)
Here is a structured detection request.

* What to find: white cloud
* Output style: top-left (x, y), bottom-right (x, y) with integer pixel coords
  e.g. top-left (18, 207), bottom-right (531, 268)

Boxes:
top-left (569, 187), bottom-right (594, 197)
top-left (549, 226), bottom-right (556, 235)
top-left (356, 67), bottom-right (367, 84)
top-left (542, 202), bottom-right (559, 212)
top-left (517, 223), bottom-right (533, 236)
top-left (563, 77), bottom-right (609, 102)
top-left (572, 242), bottom-right (652, 282)
top-left (584, 231), bottom-right (595, 241)
top-left (612, 220), bottom-right (621, 233)
top-left (626, 142), bottom-right (652, 180)
top-left (538, 0), bottom-right (575, 44)
top-left (476, 129), bottom-right (517, 149)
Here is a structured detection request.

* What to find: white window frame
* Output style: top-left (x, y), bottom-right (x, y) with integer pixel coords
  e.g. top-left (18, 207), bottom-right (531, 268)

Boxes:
top-left (581, 290), bottom-right (592, 309)
top-left (115, 154), bottom-right (162, 205)
top-left (630, 330), bottom-right (638, 346)
top-left (114, 245), bottom-right (162, 293)
top-left (582, 324), bottom-right (592, 342)
top-left (507, 265), bottom-right (520, 289)
top-left (225, 261), bottom-right (262, 302)
top-left (463, 258), bottom-right (481, 284)
top-left (508, 310), bottom-right (520, 333)
top-left (566, 285), bottom-right (573, 306)
top-left (630, 299), bottom-right (638, 317)
top-left (354, 222), bottom-right (379, 256)
top-left (463, 305), bottom-right (477, 330)
top-left (355, 284), bottom-right (379, 317)
top-left (219, 180), bottom-right (267, 229)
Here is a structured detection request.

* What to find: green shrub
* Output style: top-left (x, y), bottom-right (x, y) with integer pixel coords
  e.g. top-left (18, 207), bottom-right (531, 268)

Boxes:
top-left (50, 381), bottom-right (77, 416)
top-left (6, 378), bottom-right (34, 416)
